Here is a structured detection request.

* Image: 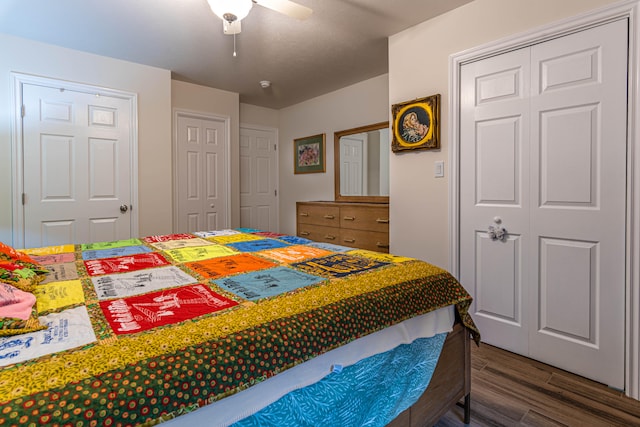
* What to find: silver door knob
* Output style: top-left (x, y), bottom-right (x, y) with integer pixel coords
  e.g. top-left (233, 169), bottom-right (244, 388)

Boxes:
top-left (120, 204), bottom-right (129, 213)
top-left (488, 224), bottom-right (507, 241)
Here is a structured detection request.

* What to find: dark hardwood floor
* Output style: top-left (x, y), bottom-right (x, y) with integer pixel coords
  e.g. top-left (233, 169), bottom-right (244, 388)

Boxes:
top-left (435, 343), bottom-right (640, 426)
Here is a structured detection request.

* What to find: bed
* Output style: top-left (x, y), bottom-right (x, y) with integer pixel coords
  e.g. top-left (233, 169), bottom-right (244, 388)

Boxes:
top-left (0, 229), bottom-right (479, 426)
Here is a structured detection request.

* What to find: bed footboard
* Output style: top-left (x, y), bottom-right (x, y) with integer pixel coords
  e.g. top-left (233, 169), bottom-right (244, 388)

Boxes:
top-left (387, 322), bottom-right (471, 426)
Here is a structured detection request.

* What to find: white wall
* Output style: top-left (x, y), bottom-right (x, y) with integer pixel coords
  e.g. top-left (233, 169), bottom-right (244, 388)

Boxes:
top-left (0, 34), bottom-right (172, 246)
top-left (172, 80), bottom-right (240, 227)
top-left (388, 0), bottom-right (620, 268)
top-left (277, 74), bottom-right (389, 235)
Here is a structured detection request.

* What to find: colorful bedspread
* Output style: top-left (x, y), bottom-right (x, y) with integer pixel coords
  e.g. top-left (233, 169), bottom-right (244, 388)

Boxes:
top-left (0, 229), bottom-right (478, 426)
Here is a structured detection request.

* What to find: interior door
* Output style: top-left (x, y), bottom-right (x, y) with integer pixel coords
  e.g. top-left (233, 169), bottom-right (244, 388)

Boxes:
top-left (340, 133), bottom-right (368, 196)
top-left (239, 126), bottom-right (278, 231)
top-left (460, 47), bottom-right (532, 356)
top-left (175, 114), bottom-right (228, 233)
top-left (460, 19), bottom-right (628, 388)
top-left (527, 19), bottom-right (627, 388)
top-left (22, 83), bottom-right (132, 247)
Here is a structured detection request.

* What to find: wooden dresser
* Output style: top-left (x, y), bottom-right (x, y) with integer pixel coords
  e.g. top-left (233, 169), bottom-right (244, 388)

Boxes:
top-left (296, 201), bottom-right (390, 252)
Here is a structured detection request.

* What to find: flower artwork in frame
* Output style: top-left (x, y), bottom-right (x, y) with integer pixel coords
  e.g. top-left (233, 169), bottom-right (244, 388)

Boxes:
top-left (294, 133), bottom-right (326, 174)
top-left (391, 94), bottom-right (441, 152)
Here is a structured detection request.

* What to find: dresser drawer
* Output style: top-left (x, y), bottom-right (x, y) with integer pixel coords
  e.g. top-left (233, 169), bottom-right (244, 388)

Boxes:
top-left (340, 229), bottom-right (390, 253)
top-left (340, 205), bottom-right (389, 233)
top-left (297, 204), bottom-right (340, 227)
top-left (296, 201), bottom-right (389, 251)
top-left (297, 224), bottom-right (340, 244)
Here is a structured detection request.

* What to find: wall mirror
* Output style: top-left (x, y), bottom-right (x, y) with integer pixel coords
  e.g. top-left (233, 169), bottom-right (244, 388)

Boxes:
top-left (334, 121), bottom-right (390, 203)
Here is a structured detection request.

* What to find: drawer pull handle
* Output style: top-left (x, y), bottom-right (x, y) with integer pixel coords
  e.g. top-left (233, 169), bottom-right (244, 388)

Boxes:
top-left (376, 243), bottom-right (389, 248)
top-left (324, 235), bottom-right (336, 240)
top-left (376, 218), bottom-right (389, 224)
top-left (343, 216), bottom-right (356, 221)
top-left (324, 214), bottom-right (335, 219)
top-left (343, 238), bottom-right (355, 243)
top-left (300, 231), bottom-right (310, 236)
top-left (300, 212), bottom-right (309, 217)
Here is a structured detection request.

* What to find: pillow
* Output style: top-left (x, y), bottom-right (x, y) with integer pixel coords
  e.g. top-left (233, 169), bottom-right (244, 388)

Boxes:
top-left (0, 262), bottom-right (46, 293)
top-left (0, 243), bottom-right (49, 290)
top-left (0, 282), bottom-right (45, 337)
top-left (0, 242), bottom-right (40, 266)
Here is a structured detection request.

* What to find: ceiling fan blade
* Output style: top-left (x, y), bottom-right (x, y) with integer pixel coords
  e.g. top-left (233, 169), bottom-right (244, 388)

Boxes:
top-left (254, 0), bottom-right (312, 20)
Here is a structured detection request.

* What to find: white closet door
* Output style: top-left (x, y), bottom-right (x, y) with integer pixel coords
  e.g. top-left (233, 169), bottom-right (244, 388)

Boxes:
top-left (528, 19), bottom-right (628, 389)
top-left (460, 19), bottom-right (628, 388)
top-left (460, 47), bottom-right (532, 356)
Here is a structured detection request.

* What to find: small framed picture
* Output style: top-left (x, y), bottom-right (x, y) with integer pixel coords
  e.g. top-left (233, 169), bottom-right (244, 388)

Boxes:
top-left (391, 94), bottom-right (441, 152)
top-left (294, 133), bottom-right (326, 174)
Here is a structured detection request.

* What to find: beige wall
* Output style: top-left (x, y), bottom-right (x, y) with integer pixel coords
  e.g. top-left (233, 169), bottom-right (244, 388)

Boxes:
top-left (388, 0), bottom-right (620, 268)
top-left (171, 80), bottom-right (241, 227)
top-left (0, 34), bottom-right (172, 246)
top-left (277, 74), bottom-right (389, 235)
top-left (240, 103), bottom-right (279, 129)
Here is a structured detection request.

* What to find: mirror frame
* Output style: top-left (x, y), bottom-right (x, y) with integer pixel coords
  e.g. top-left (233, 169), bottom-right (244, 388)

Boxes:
top-left (334, 121), bottom-right (390, 203)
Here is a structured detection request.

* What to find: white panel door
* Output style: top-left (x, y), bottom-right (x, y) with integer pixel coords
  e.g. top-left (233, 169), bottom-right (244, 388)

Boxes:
top-left (460, 47), bottom-right (532, 356)
top-left (460, 20), bottom-right (628, 388)
top-left (340, 133), bottom-right (368, 196)
top-left (528, 19), bottom-right (627, 388)
top-left (22, 84), bottom-right (132, 247)
top-left (239, 126), bottom-right (278, 231)
top-left (176, 115), bottom-right (227, 233)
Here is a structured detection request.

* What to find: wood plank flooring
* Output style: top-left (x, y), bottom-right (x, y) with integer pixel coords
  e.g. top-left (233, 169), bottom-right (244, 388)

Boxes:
top-left (434, 343), bottom-right (640, 426)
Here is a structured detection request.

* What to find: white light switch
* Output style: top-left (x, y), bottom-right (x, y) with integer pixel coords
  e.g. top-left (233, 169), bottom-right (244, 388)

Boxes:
top-left (434, 160), bottom-right (445, 178)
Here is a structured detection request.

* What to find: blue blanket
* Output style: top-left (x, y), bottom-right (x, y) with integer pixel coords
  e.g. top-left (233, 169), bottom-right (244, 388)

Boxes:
top-left (233, 332), bottom-right (447, 427)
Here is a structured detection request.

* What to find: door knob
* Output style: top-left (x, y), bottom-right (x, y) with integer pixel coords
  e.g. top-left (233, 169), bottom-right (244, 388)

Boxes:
top-left (488, 224), bottom-right (506, 241)
top-left (120, 204), bottom-right (129, 213)
top-left (488, 216), bottom-right (507, 241)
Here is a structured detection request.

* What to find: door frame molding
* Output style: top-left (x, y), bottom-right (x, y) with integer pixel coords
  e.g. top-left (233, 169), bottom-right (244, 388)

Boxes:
top-left (449, 0), bottom-right (640, 398)
top-left (239, 122), bottom-right (280, 231)
top-left (10, 72), bottom-right (139, 248)
top-left (172, 109), bottom-right (231, 232)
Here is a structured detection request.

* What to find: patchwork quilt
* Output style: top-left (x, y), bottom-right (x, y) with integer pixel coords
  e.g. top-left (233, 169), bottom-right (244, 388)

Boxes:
top-left (0, 229), bottom-right (478, 426)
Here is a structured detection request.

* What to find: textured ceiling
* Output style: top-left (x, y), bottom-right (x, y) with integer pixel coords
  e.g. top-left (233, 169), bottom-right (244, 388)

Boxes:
top-left (0, 0), bottom-right (473, 109)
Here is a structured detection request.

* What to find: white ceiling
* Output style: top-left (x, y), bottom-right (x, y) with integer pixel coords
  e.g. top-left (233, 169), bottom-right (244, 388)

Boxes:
top-left (0, 0), bottom-right (473, 109)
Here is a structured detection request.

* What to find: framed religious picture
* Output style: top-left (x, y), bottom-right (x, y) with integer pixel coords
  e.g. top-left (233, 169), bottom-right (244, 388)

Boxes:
top-left (294, 133), bottom-right (326, 174)
top-left (391, 94), bottom-right (441, 152)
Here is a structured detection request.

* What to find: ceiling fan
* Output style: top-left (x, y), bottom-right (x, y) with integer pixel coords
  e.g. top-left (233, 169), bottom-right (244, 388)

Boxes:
top-left (207, 0), bottom-right (313, 35)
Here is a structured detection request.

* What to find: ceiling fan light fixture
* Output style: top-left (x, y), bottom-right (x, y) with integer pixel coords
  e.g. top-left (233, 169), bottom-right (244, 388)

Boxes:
top-left (207, 0), bottom-right (253, 22)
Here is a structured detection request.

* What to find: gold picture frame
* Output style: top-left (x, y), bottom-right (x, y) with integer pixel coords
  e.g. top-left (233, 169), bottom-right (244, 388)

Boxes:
top-left (391, 94), bottom-right (440, 152)
top-left (294, 133), bottom-right (326, 174)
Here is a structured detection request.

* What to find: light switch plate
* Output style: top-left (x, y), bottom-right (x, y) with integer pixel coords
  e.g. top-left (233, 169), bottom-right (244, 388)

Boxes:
top-left (434, 160), bottom-right (444, 178)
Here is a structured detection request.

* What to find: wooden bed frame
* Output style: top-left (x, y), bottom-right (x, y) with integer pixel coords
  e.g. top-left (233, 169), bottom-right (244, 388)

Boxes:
top-left (388, 322), bottom-right (472, 426)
